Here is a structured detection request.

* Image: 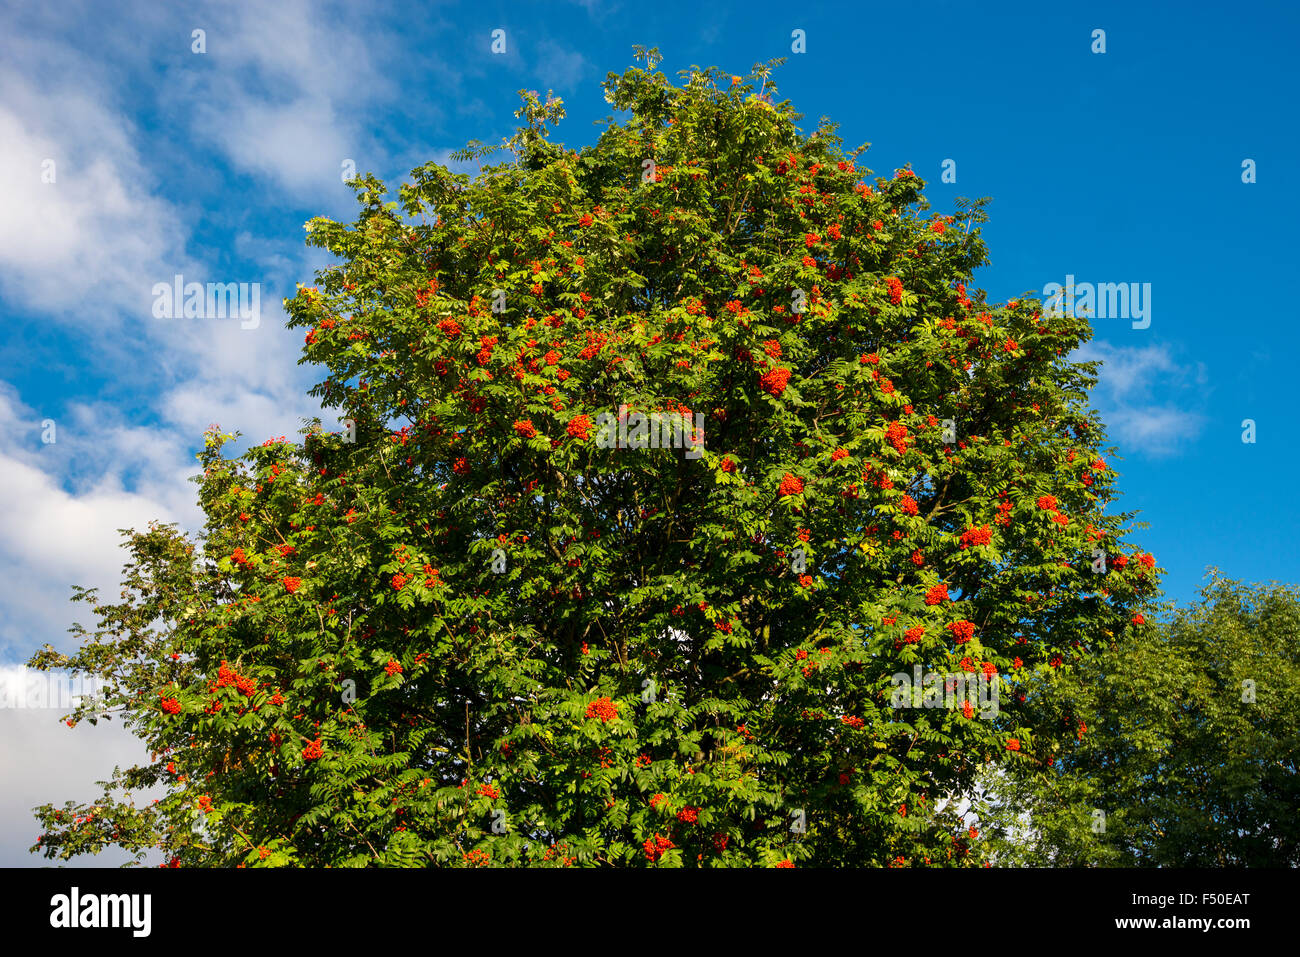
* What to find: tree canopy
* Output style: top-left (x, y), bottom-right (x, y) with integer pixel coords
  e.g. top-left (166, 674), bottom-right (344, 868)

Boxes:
top-left (28, 53), bottom-right (1160, 867)
top-left (979, 574), bottom-right (1300, 867)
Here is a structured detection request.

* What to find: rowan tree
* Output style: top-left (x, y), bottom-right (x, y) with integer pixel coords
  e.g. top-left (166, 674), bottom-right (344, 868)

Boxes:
top-left (28, 51), bottom-right (1159, 867)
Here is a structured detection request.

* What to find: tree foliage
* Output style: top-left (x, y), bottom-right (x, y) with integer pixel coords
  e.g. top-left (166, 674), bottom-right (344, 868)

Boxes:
top-left (28, 53), bottom-right (1159, 867)
top-left (979, 574), bottom-right (1300, 866)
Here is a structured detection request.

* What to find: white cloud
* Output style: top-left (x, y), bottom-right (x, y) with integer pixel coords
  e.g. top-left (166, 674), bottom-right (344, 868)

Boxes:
top-left (1077, 342), bottom-right (1175, 400)
top-left (0, 687), bottom-right (157, 867)
top-left (1075, 341), bottom-right (1206, 456)
top-left (172, 0), bottom-right (397, 202)
top-left (533, 38), bottom-right (590, 90)
top-left (0, 454), bottom-right (179, 579)
top-left (0, 385), bottom-right (192, 658)
top-left (148, 294), bottom-right (326, 443)
top-left (0, 66), bottom-right (196, 320)
top-left (0, 448), bottom-right (187, 659)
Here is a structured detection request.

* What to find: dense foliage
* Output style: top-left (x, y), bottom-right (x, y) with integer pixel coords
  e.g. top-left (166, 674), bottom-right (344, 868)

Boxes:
top-left (979, 574), bottom-right (1300, 866)
top-left (28, 53), bottom-right (1160, 867)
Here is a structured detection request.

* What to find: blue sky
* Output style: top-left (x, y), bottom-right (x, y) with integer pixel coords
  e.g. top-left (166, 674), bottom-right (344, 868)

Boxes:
top-left (0, 0), bottom-right (1296, 864)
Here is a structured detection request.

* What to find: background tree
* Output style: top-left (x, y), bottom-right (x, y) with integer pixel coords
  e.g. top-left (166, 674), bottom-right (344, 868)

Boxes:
top-left (28, 51), bottom-right (1158, 867)
top-left (977, 573), bottom-right (1300, 867)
